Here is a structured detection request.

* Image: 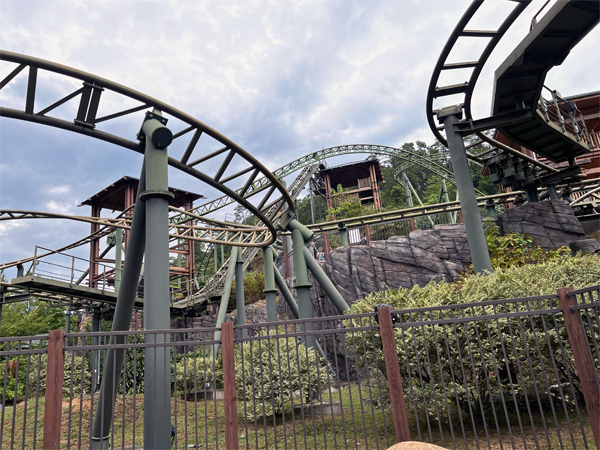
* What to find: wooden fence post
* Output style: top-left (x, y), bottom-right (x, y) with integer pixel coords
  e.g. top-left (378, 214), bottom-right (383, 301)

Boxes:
top-left (221, 322), bottom-right (239, 450)
top-left (558, 287), bottom-right (600, 448)
top-left (42, 329), bottom-right (65, 450)
top-left (378, 306), bottom-right (411, 442)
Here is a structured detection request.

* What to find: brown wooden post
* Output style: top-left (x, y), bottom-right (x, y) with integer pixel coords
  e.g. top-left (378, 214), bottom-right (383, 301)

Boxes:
top-left (409, 217), bottom-right (415, 232)
top-left (43, 329), bottom-right (65, 450)
top-left (558, 287), bottom-right (600, 448)
top-left (221, 322), bottom-right (239, 450)
top-left (378, 306), bottom-right (410, 442)
top-left (363, 224), bottom-right (371, 245)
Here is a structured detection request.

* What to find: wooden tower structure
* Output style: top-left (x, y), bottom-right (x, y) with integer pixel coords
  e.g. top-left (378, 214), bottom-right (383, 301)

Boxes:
top-left (79, 176), bottom-right (204, 291)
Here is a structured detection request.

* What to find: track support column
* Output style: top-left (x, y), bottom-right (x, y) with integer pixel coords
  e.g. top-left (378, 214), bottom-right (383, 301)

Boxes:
top-left (263, 246), bottom-right (278, 327)
top-left (338, 223), bottom-right (349, 248)
top-left (235, 249), bottom-right (246, 337)
top-left (291, 229), bottom-right (314, 348)
top-left (437, 106), bottom-right (492, 274)
top-left (139, 110), bottom-right (174, 450)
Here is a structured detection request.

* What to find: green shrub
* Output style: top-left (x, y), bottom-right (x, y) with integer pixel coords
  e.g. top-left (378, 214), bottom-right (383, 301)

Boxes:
top-left (478, 220), bottom-right (570, 271)
top-left (345, 253), bottom-right (600, 426)
top-left (234, 329), bottom-right (330, 421)
top-left (233, 271), bottom-right (265, 306)
top-left (175, 350), bottom-right (223, 392)
top-left (0, 356), bottom-right (30, 402)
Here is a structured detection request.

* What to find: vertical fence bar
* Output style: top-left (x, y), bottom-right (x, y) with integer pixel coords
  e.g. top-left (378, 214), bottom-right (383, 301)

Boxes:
top-left (377, 306), bottom-right (410, 442)
top-left (42, 329), bottom-right (65, 450)
top-left (558, 287), bottom-right (600, 448)
top-left (222, 322), bottom-right (239, 450)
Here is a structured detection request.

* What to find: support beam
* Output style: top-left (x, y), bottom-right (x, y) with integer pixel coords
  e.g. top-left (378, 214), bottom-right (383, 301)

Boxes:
top-left (263, 246), bottom-right (277, 327)
top-left (302, 247), bottom-right (349, 313)
top-left (114, 228), bottom-right (123, 292)
top-left (212, 245), bottom-right (239, 357)
top-left (91, 159), bottom-right (147, 450)
top-left (438, 107), bottom-right (492, 274)
top-left (338, 223), bottom-right (349, 248)
top-left (235, 250), bottom-right (246, 337)
top-left (140, 110), bottom-right (174, 450)
top-left (291, 228), bottom-right (314, 348)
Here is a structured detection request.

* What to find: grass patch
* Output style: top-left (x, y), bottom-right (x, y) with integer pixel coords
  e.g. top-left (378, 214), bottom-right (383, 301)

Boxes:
top-left (1, 384), bottom-right (593, 449)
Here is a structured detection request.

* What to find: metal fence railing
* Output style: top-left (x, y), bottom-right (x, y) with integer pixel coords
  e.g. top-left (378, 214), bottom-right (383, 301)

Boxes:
top-left (1, 286), bottom-right (599, 449)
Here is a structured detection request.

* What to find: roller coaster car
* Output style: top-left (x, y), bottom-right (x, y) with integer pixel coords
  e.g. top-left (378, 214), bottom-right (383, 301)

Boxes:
top-left (492, 0), bottom-right (600, 164)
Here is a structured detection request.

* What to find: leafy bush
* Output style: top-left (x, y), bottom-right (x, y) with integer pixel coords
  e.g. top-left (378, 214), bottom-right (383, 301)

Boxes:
top-left (479, 220), bottom-right (570, 271)
top-left (345, 253), bottom-right (600, 425)
top-left (234, 330), bottom-right (330, 421)
top-left (232, 270), bottom-right (265, 306)
top-left (175, 350), bottom-right (223, 392)
top-left (0, 356), bottom-right (30, 402)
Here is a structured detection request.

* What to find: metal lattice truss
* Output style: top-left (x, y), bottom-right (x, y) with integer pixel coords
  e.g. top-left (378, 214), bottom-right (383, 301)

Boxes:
top-left (178, 163), bottom-right (321, 308)
top-left (425, 0), bottom-right (559, 174)
top-left (181, 144), bottom-right (465, 219)
top-left (0, 50), bottom-right (294, 248)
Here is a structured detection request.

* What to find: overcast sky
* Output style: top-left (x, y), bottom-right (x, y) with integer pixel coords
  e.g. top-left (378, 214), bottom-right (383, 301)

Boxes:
top-left (0, 0), bottom-right (598, 278)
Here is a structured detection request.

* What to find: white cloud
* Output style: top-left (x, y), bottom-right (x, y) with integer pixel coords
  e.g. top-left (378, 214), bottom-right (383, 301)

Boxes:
top-left (0, 0), bottom-right (598, 264)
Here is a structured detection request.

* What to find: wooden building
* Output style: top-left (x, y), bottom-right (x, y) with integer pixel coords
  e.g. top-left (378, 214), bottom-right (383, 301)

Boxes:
top-left (79, 176), bottom-right (204, 290)
top-left (317, 160), bottom-right (383, 220)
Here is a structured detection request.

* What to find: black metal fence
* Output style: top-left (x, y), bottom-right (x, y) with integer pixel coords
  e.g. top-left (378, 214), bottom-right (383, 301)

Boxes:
top-left (1, 285), bottom-right (599, 449)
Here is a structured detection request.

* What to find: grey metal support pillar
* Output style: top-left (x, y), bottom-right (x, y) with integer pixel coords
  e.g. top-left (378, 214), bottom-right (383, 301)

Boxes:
top-left (212, 246), bottom-right (239, 357)
top-left (235, 250), bottom-right (246, 338)
top-left (485, 199), bottom-right (497, 218)
top-left (263, 246), bottom-right (278, 327)
top-left (402, 171), bottom-right (413, 207)
top-left (65, 309), bottom-right (71, 333)
top-left (214, 244), bottom-right (218, 274)
top-left (338, 223), bottom-right (349, 248)
top-left (525, 185), bottom-right (539, 203)
top-left (291, 229), bottom-right (314, 348)
top-left (91, 308), bottom-right (101, 392)
top-left (438, 106), bottom-right (492, 274)
top-left (91, 160), bottom-right (148, 450)
top-left (114, 229), bottom-right (123, 292)
top-left (221, 244), bottom-right (225, 267)
top-left (309, 178), bottom-right (316, 224)
top-left (285, 234), bottom-right (294, 275)
top-left (302, 247), bottom-right (349, 313)
top-left (274, 265), bottom-right (336, 377)
top-left (441, 178), bottom-right (453, 223)
top-left (140, 110), bottom-right (174, 450)
top-left (547, 185), bottom-right (559, 200)
top-left (274, 267), bottom-right (299, 318)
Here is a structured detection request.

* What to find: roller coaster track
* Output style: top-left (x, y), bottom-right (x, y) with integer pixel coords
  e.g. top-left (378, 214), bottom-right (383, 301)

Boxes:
top-left (174, 144), bottom-right (463, 220)
top-left (179, 162), bottom-right (321, 308)
top-left (427, 0), bottom-right (598, 173)
top-left (0, 50), bottom-right (293, 248)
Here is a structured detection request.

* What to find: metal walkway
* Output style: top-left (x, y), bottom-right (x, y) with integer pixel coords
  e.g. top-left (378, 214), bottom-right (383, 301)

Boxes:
top-left (493, 0), bottom-right (599, 163)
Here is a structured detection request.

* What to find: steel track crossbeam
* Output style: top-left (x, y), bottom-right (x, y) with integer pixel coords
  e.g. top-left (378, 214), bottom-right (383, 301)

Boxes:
top-left (0, 50), bottom-right (293, 250)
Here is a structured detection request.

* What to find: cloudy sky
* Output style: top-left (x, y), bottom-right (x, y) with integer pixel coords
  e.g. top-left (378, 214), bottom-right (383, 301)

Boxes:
top-left (0, 0), bottom-right (598, 278)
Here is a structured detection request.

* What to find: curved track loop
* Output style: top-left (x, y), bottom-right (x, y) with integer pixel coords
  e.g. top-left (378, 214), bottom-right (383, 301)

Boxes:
top-left (181, 162), bottom-right (320, 308)
top-left (0, 50), bottom-right (294, 245)
top-left (180, 144), bottom-right (463, 218)
top-left (0, 209), bottom-right (270, 246)
top-left (426, 1), bottom-right (533, 152)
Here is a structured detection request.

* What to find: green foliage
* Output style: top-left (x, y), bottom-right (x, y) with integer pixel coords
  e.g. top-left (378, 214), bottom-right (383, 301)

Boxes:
top-left (0, 356), bottom-right (29, 402)
top-left (0, 299), bottom-right (65, 338)
top-left (345, 253), bottom-right (600, 425)
top-left (480, 220), bottom-right (570, 271)
top-left (176, 350), bottom-right (223, 392)
top-left (232, 270), bottom-right (265, 306)
top-left (326, 184), bottom-right (372, 220)
top-left (234, 330), bottom-right (330, 421)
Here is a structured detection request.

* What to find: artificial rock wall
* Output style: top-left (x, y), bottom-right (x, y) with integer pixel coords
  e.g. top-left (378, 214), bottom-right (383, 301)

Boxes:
top-left (283, 200), bottom-right (599, 310)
